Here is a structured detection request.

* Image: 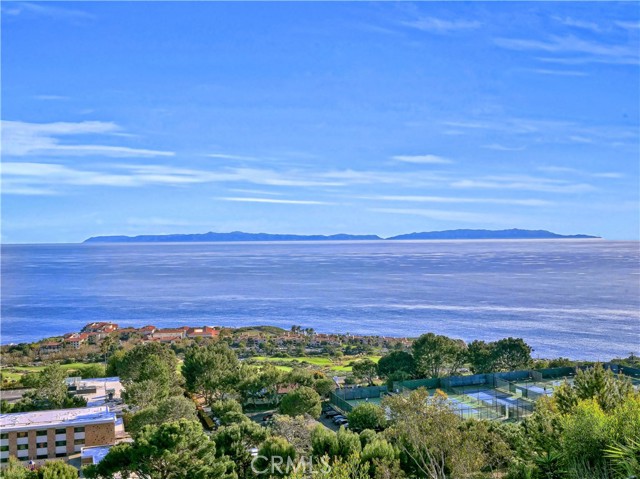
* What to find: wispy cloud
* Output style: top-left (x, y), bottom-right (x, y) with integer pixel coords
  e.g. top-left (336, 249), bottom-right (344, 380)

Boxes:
top-left (2, 2), bottom-right (94, 20)
top-left (366, 195), bottom-right (551, 207)
top-left (401, 17), bottom-right (481, 34)
top-left (391, 154), bottom-right (453, 165)
top-left (553, 16), bottom-right (603, 33)
top-left (207, 153), bottom-right (261, 162)
top-left (2, 120), bottom-right (174, 158)
top-left (451, 174), bottom-right (595, 194)
top-left (525, 69), bottom-right (588, 77)
top-left (482, 143), bottom-right (526, 151)
top-left (538, 166), bottom-right (624, 179)
top-left (495, 34), bottom-right (639, 65)
top-left (34, 94), bottom-right (69, 101)
top-left (228, 188), bottom-right (283, 196)
top-left (615, 21), bottom-right (640, 30)
top-left (443, 117), bottom-right (636, 146)
top-left (371, 208), bottom-right (514, 224)
top-left (218, 197), bottom-right (332, 205)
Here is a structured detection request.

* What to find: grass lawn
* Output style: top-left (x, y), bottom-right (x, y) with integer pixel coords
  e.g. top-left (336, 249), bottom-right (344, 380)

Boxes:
top-left (250, 355), bottom-right (381, 373)
top-left (1, 362), bottom-right (105, 382)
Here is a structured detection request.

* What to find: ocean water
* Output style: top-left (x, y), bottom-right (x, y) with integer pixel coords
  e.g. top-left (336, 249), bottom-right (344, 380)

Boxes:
top-left (1, 240), bottom-right (638, 360)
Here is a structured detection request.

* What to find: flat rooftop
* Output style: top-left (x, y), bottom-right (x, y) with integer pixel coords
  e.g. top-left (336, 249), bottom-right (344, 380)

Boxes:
top-left (0, 406), bottom-right (115, 433)
top-left (71, 377), bottom-right (124, 407)
top-left (81, 445), bottom-right (112, 465)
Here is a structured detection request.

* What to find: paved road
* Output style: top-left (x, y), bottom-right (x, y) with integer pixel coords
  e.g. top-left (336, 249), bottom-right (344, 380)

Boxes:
top-left (0, 388), bottom-right (30, 403)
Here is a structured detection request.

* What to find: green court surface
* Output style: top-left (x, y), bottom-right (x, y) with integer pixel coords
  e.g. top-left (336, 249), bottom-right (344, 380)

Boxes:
top-left (346, 397), bottom-right (382, 407)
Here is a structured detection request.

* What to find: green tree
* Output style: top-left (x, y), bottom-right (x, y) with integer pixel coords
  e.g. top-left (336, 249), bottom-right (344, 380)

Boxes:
top-left (491, 337), bottom-right (532, 371)
top-left (279, 386), bottom-right (321, 419)
top-left (213, 421), bottom-right (268, 478)
top-left (34, 461), bottom-right (79, 479)
top-left (285, 369), bottom-right (316, 388)
top-left (383, 389), bottom-right (488, 478)
top-left (113, 343), bottom-right (181, 408)
top-left (13, 364), bottom-right (86, 412)
top-left (127, 395), bottom-right (198, 437)
top-left (351, 359), bottom-right (378, 386)
top-left (466, 340), bottom-right (494, 374)
top-left (555, 363), bottom-right (634, 414)
top-left (467, 337), bottom-right (532, 373)
top-left (358, 429), bottom-right (377, 448)
top-left (254, 437), bottom-right (297, 477)
top-left (336, 427), bottom-right (362, 459)
top-left (210, 398), bottom-right (243, 419)
top-left (270, 415), bottom-right (314, 454)
top-left (84, 419), bottom-right (236, 479)
top-left (412, 333), bottom-right (466, 378)
top-left (2, 456), bottom-right (31, 479)
top-left (377, 351), bottom-right (415, 378)
top-left (347, 403), bottom-right (386, 432)
top-left (34, 364), bottom-right (68, 408)
top-left (182, 343), bottom-right (241, 403)
top-left (361, 439), bottom-right (400, 478)
top-left (78, 364), bottom-right (106, 379)
top-left (311, 425), bottom-right (339, 459)
top-left (313, 377), bottom-right (337, 398)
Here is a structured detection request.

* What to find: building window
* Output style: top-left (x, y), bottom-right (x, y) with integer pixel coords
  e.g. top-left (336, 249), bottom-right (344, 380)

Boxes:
top-left (55, 428), bottom-right (66, 435)
top-left (16, 432), bottom-right (28, 438)
top-left (36, 430), bottom-right (47, 436)
top-left (0, 433), bottom-right (7, 440)
top-left (56, 452), bottom-right (66, 458)
top-left (17, 444), bottom-right (29, 450)
top-left (0, 445), bottom-right (8, 452)
top-left (37, 454), bottom-right (48, 460)
top-left (55, 441), bottom-right (66, 447)
top-left (73, 427), bottom-right (84, 433)
top-left (74, 439), bottom-right (84, 445)
top-left (0, 457), bottom-right (7, 464)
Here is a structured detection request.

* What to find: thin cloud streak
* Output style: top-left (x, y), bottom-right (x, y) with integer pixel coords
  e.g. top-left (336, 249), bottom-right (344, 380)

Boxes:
top-left (366, 195), bottom-right (552, 206)
top-left (526, 69), bottom-right (588, 76)
top-left (401, 17), bottom-right (481, 34)
top-left (371, 207), bottom-right (516, 224)
top-left (482, 143), bottom-right (526, 151)
top-left (495, 34), bottom-right (639, 65)
top-left (392, 154), bottom-right (453, 164)
top-left (219, 197), bottom-right (332, 205)
top-left (451, 175), bottom-right (595, 193)
top-left (2, 120), bottom-right (175, 158)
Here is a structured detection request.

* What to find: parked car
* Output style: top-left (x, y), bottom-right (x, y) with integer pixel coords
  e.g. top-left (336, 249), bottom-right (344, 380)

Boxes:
top-left (262, 413), bottom-right (274, 422)
top-left (332, 415), bottom-right (346, 423)
top-left (335, 418), bottom-right (349, 426)
top-left (325, 410), bottom-right (340, 418)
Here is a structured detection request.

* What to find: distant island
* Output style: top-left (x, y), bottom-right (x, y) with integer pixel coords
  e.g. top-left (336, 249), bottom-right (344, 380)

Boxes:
top-left (83, 229), bottom-right (600, 243)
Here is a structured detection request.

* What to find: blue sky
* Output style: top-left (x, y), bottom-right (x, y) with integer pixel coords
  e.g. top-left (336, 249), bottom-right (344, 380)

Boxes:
top-left (2, 1), bottom-right (639, 243)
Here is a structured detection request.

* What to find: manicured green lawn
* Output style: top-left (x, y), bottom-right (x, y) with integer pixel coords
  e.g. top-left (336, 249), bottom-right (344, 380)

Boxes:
top-left (1, 362), bottom-right (105, 382)
top-left (250, 355), bottom-right (381, 373)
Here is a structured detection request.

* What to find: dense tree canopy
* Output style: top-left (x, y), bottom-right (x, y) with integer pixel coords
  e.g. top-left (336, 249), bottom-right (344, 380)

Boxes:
top-left (279, 386), bottom-right (322, 418)
top-left (467, 337), bottom-right (532, 374)
top-left (351, 359), bottom-right (378, 386)
top-left (84, 419), bottom-right (236, 479)
top-left (412, 333), bottom-right (467, 378)
top-left (377, 351), bottom-right (415, 378)
top-left (182, 342), bottom-right (242, 403)
top-left (347, 403), bottom-right (386, 432)
top-left (127, 395), bottom-right (198, 437)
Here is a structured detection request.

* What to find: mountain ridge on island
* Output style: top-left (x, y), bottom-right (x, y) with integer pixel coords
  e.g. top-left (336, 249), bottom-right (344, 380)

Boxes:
top-left (83, 229), bottom-right (600, 243)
